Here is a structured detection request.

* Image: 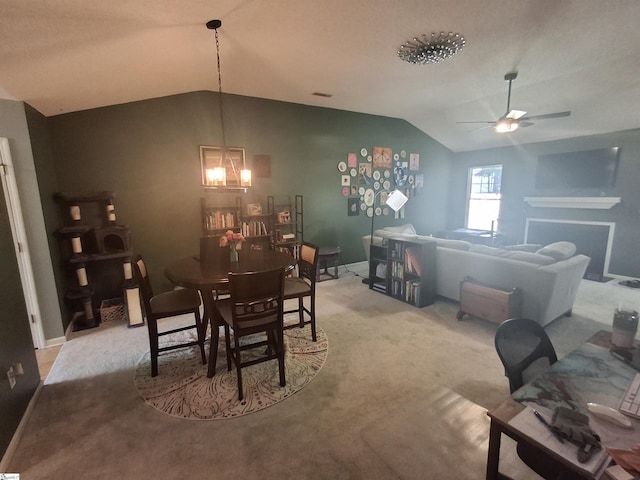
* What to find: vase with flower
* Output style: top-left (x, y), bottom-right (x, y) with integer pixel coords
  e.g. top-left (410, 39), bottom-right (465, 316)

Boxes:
top-left (219, 230), bottom-right (244, 263)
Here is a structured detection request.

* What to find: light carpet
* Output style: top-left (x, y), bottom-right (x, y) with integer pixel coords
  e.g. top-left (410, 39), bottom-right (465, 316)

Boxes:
top-left (134, 324), bottom-right (328, 420)
top-left (8, 264), bottom-right (640, 479)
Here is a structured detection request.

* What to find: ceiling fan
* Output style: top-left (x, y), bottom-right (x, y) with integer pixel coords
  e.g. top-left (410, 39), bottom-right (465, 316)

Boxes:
top-left (458, 72), bottom-right (571, 133)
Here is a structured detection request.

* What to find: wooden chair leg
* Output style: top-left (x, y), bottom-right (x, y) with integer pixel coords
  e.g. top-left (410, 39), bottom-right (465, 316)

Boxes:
top-left (195, 310), bottom-right (206, 365)
top-left (234, 335), bottom-right (244, 400)
top-left (207, 321), bottom-right (220, 378)
top-left (225, 325), bottom-right (232, 371)
top-left (148, 319), bottom-right (159, 377)
top-left (310, 294), bottom-right (317, 342)
top-left (278, 328), bottom-right (286, 387)
top-left (298, 298), bottom-right (304, 327)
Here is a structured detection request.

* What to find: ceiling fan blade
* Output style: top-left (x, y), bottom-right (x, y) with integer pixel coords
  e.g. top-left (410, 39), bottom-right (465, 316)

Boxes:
top-left (519, 121), bottom-right (535, 128)
top-left (506, 109), bottom-right (527, 120)
top-left (456, 121), bottom-right (495, 124)
top-left (520, 111), bottom-right (571, 121)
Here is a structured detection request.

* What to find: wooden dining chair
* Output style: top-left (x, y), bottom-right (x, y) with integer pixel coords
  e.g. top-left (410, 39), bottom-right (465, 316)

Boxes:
top-left (283, 241), bottom-right (319, 341)
top-left (209, 266), bottom-right (286, 400)
top-left (133, 256), bottom-right (206, 377)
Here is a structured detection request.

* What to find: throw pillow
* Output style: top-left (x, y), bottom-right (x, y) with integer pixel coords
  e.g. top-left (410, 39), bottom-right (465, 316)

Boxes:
top-left (536, 241), bottom-right (577, 261)
top-left (503, 243), bottom-right (543, 253)
top-left (498, 250), bottom-right (556, 265)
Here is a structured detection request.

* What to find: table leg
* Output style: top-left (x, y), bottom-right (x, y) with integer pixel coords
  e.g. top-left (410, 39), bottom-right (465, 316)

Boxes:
top-left (486, 418), bottom-right (502, 480)
top-left (201, 289), bottom-right (221, 377)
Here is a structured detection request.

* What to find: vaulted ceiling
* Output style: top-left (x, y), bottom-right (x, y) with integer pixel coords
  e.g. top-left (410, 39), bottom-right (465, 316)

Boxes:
top-left (1, 0), bottom-right (639, 152)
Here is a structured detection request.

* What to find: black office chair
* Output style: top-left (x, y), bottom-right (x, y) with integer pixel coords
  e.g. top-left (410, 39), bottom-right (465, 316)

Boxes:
top-left (134, 256), bottom-right (206, 377)
top-left (495, 317), bottom-right (558, 393)
top-left (495, 318), bottom-right (582, 480)
top-left (209, 266), bottom-right (286, 401)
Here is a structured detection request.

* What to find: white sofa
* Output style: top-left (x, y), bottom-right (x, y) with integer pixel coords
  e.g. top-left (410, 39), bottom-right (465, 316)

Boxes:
top-left (362, 225), bottom-right (590, 327)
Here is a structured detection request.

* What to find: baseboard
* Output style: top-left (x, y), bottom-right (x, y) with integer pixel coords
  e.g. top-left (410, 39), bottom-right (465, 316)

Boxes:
top-left (0, 380), bottom-right (43, 473)
top-left (44, 336), bottom-right (66, 348)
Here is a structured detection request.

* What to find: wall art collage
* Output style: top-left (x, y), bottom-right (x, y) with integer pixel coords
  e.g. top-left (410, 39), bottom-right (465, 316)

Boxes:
top-left (338, 147), bottom-right (423, 217)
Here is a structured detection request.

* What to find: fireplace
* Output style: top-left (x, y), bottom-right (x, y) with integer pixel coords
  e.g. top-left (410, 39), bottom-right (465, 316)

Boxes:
top-left (524, 218), bottom-right (615, 281)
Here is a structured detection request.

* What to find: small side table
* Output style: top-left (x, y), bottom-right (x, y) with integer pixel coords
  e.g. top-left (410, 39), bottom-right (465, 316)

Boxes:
top-left (317, 246), bottom-right (341, 282)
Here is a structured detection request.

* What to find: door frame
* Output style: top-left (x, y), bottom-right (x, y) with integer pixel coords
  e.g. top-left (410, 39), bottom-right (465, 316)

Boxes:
top-left (0, 137), bottom-right (45, 349)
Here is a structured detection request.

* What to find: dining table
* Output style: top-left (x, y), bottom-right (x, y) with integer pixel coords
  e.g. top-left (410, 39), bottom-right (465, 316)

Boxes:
top-left (164, 248), bottom-right (297, 375)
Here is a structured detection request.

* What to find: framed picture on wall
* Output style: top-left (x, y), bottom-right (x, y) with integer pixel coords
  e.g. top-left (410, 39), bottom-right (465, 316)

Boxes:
top-left (409, 153), bottom-right (420, 171)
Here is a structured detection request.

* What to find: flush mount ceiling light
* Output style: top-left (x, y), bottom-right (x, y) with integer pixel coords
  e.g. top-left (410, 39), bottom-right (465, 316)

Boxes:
top-left (397, 32), bottom-right (465, 65)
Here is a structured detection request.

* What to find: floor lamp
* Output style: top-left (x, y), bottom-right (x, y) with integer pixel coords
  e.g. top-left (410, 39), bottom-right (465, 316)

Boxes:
top-left (363, 189), bottom-right (409, 284)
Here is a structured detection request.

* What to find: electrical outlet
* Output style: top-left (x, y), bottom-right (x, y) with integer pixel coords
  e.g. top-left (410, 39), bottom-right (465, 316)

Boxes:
top-left (7, 366), bottom-right (16, 389)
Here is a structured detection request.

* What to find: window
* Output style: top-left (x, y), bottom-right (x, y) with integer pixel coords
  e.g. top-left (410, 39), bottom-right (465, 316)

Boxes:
top-left (466, 165), bottom-right (502, 231)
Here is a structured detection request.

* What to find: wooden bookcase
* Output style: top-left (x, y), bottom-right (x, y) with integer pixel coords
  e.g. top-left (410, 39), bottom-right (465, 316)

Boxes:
top-left (369, 236), bottom-right (436, 308)
top-left (201, 195), bottom-right (304, 253)
top-left (201, 197), bottom-right (241, 236)
top-left (268, 195), bottom-right (303, 252)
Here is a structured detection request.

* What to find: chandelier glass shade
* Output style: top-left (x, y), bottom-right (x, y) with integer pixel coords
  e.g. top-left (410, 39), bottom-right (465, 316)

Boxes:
top-left (397, 32), bottom-right (465, 65)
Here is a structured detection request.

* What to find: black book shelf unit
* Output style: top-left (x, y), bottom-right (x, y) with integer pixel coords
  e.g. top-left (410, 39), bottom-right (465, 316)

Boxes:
top-left (368, 236), bottom-right (436, 308)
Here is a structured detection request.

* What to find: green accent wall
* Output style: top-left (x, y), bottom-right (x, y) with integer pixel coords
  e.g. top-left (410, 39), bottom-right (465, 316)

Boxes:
top-left (48, 91), bottom-right (453, 294)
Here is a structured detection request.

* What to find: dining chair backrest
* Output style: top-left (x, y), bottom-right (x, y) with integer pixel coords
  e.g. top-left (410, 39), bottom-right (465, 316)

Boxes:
top-left (298, 242), bottom-right (319, 284)
top-left (228, 267), bottom-right (285, 331)
top-left (134, 256), bottom-right (154, 312)
top-left (495, 317), bottom-right (558, 393)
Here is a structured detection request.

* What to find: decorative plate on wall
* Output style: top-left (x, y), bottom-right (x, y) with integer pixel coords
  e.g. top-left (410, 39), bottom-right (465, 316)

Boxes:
top-left (373, 181), bottom-right (380, 190)
top-left (375, 207), bottom-right (382, 216)
top-left (400, 150), bottom-right (407, 158)
top-left (367, 155), bottom-right (372, 162)
top-left (364, 188), bottom-right (375, 206)
top-left (394, 153), bottom-right (399, 161)
top-left (338, 161), bottom-right (347, 172)
top-left (373, 170), bottom-right (381, 181)
top-left (383, 169), bottom-right (391, 178)
top-left (350, 168), bottom-right (357, 176)
top-left (366, 207), bottom-right (374, 217)
top-left (383, 180), bottom-right (391, 190)
top-left (383, 207), bottom-right (390, 216)
top-left (358, 186), bottom-right (365, 195)
top-left (360, 203), bottom-right (367, 211)
top-left (360, 148), bottom-right (368, 157)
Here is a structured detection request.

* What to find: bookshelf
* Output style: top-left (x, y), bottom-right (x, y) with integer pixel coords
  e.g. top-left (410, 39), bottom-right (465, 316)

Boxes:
top-left (238, 200), bottom-right (272, 250)
top-left (201, 195), bottom-right (304, 253)
top-left (268, 195), bottom-right (303, 252)
top-left (369, 236), bottom-right (436, 308)
top-left (201, 197), bottom-right (241, 236)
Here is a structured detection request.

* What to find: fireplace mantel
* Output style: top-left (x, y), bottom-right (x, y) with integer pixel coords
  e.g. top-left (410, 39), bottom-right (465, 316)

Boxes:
top-left (524, 196), bottom-right (621, 209)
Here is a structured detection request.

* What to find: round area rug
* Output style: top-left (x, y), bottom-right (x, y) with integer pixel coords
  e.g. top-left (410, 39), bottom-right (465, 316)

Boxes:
top-left (134, 323), bottom-right (328, 420)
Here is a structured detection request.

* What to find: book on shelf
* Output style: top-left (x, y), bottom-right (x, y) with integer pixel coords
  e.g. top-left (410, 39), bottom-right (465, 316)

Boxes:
top-left (404, 247), bottom-right (422, 276)
top-left (241, 220), bottom-right (268, 237)
top-left (404, 280), bottom-right (421, 305)
top-left (205, 211), bottom-right (235, 230)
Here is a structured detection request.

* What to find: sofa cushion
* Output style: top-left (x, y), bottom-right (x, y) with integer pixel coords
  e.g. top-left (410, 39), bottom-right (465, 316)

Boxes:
top-left (503, 243), bottom-right (543, 253)
top-left (497, 250), bottom-right (556, 265)
top-left (373, 223), bottom-right (417, 237)
top-left (434, 238), bottom-right (471, 251)
top-left (469, 244), bottom-right (502, 255)
top-left (536, 241), bottom-right (577, 261)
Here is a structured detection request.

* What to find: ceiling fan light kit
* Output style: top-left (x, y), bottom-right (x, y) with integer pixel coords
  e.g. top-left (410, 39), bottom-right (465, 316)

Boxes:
top-left (397, 32), bottom-right (465, 65)
top-left (458, 71), bottom-right (572, 133)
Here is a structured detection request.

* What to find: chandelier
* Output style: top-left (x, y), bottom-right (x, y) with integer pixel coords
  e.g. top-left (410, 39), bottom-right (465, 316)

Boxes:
top-left (203, 19), bottom-right (251, 190)
top-left (397, 32), bottom-right (465, 65)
